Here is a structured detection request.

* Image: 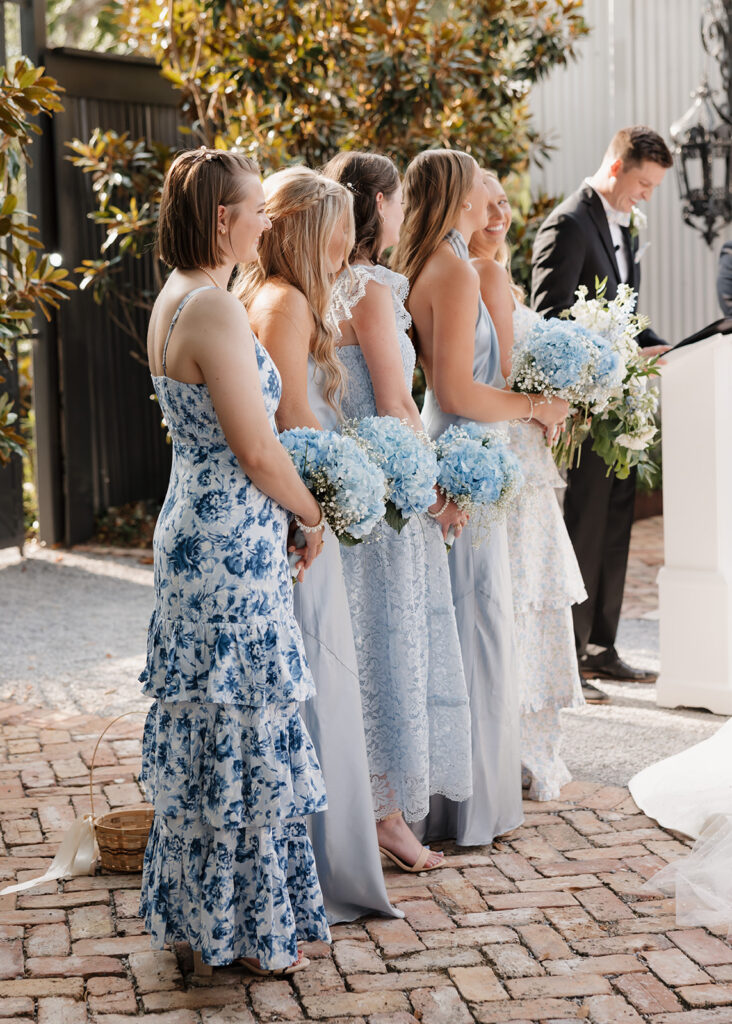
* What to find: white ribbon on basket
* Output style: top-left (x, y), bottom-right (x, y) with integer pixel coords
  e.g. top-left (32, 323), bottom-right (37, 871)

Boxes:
top-left (0, 814), bottom-right (97, 895)
top-left (0, 710), bottom-right (145, 896)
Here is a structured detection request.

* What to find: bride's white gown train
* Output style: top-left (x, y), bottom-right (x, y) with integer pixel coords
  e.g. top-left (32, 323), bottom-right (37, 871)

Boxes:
top-left (629, 719), bottom-right (732, 934)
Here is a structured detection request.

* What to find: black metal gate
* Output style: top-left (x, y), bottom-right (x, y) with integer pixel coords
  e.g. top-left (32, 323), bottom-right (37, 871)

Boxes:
top-left (2, 1), bottom-right (182, 548)
top-left (41, 49), bottom-right (180, 545)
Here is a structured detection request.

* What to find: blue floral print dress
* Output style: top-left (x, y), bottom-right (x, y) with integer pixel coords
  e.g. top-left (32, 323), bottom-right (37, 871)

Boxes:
top-left (138, 286), bottom-right (330, 969)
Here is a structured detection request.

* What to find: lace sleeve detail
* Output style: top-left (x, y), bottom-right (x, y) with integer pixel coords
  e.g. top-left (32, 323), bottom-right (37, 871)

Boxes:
top-left (330, 266), bottom-right (372, 326)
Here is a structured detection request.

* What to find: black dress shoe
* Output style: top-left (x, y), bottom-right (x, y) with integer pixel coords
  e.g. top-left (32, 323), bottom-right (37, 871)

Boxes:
top-left (580, 679), bottom-right (611, 705)
top-left (581, 654), bottom-right (657, 684)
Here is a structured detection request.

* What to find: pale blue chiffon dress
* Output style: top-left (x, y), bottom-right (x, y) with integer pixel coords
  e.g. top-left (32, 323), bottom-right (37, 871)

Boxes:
top-left (416, 231), bottom-right (524, 846)
top-left (293, 355), bottom-right (399, 922)
top-left (138, 287), bottom-right (330, 968)
top-left (334, 264), bottom-right (472, 826)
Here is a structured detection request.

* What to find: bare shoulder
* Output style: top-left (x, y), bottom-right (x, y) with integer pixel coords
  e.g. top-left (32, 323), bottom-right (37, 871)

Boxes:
top-left (422, 245), bottom-right (479, 301)
top-left (183, 285), bottom-right (249, 328)
top-left (248, 280), bottom-right (313, 345)
top-left (252, 279), bottom-right (311, 320)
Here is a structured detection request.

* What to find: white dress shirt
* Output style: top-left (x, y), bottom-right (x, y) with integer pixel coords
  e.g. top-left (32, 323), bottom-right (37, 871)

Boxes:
top-left (584, 179), bottom-right (630, 283)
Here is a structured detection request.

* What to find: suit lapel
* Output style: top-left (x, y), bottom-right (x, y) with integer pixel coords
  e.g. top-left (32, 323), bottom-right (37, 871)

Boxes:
top-left (581, 186), bottom-right (622, 285)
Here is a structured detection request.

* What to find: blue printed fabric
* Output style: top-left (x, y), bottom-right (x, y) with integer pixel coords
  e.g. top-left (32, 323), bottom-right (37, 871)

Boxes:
top-left (138, 334), bottom-right (330, 968)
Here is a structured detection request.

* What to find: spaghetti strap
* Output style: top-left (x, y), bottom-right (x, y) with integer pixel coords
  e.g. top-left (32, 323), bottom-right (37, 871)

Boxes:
top-left (161, 286), bottom-right (217, 377)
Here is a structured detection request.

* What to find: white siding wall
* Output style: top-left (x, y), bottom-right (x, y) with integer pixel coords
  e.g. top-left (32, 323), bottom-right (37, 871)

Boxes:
top-left (530, 0), bottom-right (730, 342)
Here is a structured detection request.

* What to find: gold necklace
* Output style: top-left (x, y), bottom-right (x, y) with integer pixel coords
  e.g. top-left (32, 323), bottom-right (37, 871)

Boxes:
top-left (199, 267), bottom-right (220, 289)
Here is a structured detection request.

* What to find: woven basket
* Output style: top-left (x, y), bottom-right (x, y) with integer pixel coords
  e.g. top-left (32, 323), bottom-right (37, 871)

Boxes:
top-left (90, 712), bottom-right (153, 873)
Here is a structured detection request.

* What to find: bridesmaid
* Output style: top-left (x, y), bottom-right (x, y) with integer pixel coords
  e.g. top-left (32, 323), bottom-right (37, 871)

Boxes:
top-left (140, 149), bottom-right (329, 975)
top-left (234, 166), bottom-right (398, 920)
top-left (322, 151), bottom-right (472, 872)
top-left (468, 170), bottom-right (585, 801)
top-left (393, 149), bottom-right (568, 845)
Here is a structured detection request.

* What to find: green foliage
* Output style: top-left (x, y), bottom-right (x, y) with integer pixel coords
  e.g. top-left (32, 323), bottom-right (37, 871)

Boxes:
top-left (0, 58), bottom-right (75, 463)
top-left (72, 1), bottom-right (588, 338)
top-left (68, 129), bottom-right (172, 358)
top-left (47, 0), bottom-right (124, 51)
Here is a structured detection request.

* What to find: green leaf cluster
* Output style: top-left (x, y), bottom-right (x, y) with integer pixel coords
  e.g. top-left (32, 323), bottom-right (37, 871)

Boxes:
top-left (0, 58), bottom-right (76, 464)
top-left (70, 0), bottom-right (588, 346)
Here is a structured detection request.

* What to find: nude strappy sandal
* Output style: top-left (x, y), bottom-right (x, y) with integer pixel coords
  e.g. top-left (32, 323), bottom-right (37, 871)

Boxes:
top-left (377, 811), bottom-right (445, 873)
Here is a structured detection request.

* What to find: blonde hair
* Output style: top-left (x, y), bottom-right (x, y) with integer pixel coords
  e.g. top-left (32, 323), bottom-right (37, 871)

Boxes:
top-left (234, 167), bottom-right (354, 411)
top-left (392, 149), bottom-right (476, 292)
top-left (468, 169), bottom-right (524, 303)
top-left (157, 148), bottom-right (260, 269)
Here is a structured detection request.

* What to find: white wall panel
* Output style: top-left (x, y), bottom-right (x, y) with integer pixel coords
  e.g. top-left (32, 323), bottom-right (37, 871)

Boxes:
top-left (530, 0), bottom-right (730, 342)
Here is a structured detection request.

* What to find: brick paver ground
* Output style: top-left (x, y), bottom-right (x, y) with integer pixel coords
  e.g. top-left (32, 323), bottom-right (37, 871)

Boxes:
top-left (1, 697), bottom-right (731, 1023)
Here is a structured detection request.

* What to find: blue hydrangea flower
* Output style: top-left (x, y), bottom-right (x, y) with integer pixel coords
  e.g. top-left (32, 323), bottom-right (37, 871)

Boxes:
top-left (350, 416), bottom-right (438, 518)
top-left (280, 427), bottom-right (386, 543)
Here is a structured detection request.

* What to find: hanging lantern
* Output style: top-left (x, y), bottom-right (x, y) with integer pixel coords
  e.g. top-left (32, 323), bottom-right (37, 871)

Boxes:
top-left (670, 0), bottom-right (732, 245)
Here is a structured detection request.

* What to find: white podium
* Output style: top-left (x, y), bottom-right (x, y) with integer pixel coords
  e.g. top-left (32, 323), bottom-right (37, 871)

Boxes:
top-left (656, 333), bottom-right (732, 715)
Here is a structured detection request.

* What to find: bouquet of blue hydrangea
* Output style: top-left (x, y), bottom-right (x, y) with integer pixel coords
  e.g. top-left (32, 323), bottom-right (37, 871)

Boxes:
top-left (435, 424), bottom-right (524, 544)
top-left (508, 314), bottom-right (624, 469)
top-left (280, 427), bottom-right (386, 545)
top-left (343, 416), bottom-right (439, 533)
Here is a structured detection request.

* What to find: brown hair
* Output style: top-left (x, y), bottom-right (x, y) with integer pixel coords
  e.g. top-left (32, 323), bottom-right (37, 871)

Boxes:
top-left (392, 148), bottom-right (476, 292)
top-left (607, 126), bottom-right (673, 170)
top-left (322, 151), bottom-right (400, 263)
top-left (157, 147), bottom-right (260, 270)
top-left (234, 167), bottom-right (354, 412)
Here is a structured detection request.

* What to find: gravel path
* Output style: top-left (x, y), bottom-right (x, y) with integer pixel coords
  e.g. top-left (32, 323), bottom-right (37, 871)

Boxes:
top-left (2, 539), bottom-right (726, 786)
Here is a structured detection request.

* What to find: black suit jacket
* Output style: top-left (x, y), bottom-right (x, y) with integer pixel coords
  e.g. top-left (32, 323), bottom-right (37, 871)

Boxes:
top-left (530, 184), bottom-right (665, 347)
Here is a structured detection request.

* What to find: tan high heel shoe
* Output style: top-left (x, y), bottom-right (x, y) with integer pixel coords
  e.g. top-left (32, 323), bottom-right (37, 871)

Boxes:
top-left (377, 810), bottom-right (445, 873)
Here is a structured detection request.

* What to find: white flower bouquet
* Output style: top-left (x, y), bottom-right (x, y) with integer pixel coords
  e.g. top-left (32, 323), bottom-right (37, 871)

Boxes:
top-left (562, 279), bottom-right (660, 483)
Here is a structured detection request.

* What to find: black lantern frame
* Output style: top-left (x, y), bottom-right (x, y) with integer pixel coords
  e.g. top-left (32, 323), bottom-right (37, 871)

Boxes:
top-left (671, 0), bottom-right (732, 245)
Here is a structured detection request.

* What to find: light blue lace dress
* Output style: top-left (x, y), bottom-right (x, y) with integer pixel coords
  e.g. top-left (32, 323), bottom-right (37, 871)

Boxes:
top-left (508, 303), bottom-right (586, 801)
top-left (138, 287), bottom-right (330, 968)
top-left (293, 355), bottom-right (399, 922)
top-left (417, 230), bottom-right (524, 846)
top-left (333, 264), bottom-right (472, 825)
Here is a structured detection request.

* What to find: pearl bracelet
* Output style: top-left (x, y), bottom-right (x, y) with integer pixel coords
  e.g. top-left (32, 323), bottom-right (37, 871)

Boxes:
top-left (427, 492), bottom-right (448, 519)
top-left (520, 394), bottom-right (534, 423)
top-left (295, 503), bottom-right (324, 533)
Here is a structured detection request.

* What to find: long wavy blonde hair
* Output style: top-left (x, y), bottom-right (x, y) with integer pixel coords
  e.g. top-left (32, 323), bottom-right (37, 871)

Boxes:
top-left (392, 148), bottom-right (476, 295)
top-left (234, 166), bottom-right (354, 411)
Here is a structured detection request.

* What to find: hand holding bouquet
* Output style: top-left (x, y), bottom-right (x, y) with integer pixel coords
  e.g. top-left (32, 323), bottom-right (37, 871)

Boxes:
top-left (507, 313), bottom-right (623, 468)
top-left (280, 427), bottom-right (386, 545)
top-left (435, 423), bottom-right (524, 545)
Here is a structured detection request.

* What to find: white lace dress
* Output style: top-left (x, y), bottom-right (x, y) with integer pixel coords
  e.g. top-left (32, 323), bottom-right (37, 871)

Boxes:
top-left (507, 303), bottom-right (586, 801)
top-left (332, 263), bottom-right (473, 824)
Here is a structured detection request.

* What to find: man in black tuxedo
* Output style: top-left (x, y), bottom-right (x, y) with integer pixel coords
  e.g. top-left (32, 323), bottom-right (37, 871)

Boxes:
top-left (531, 126), bottom-right (672, 703)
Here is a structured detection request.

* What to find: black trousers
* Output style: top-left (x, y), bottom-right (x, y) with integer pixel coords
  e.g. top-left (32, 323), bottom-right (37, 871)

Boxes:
top-left (564, 444), bottom-right (637, 657)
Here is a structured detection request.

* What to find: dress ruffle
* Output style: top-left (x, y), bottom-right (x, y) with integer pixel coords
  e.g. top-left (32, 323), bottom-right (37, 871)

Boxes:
top-left (139, 610), bottom-right (315, 707)
top-left (140, 700), bottom-right (327, 830)
top-left (139, 815), bottom-right (331, 968)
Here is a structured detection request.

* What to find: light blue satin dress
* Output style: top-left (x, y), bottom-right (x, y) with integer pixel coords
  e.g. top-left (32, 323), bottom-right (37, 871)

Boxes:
top-left (293, 355), bottom-right (399, 923)
top-left (415, 230), bottom-right (524, 846)
top-left (334, 264), bottom-right (472, 827)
